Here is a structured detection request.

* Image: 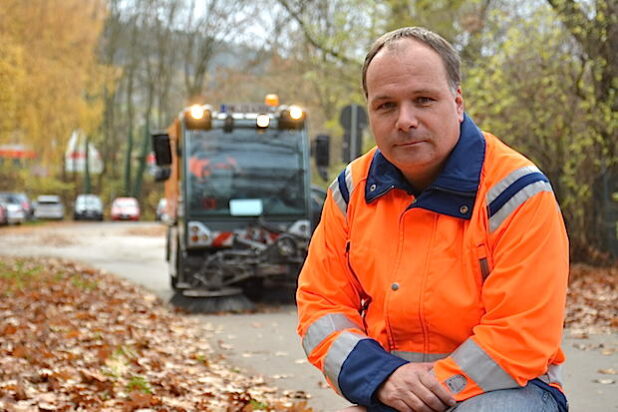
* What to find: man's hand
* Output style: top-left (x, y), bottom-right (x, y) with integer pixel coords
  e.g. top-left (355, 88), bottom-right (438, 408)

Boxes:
top-left (376, 363), bottom-right (456, 412)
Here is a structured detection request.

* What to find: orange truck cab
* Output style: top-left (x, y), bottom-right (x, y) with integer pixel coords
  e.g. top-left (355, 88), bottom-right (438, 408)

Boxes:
top-left (152, 97), bottom-right (329, 302)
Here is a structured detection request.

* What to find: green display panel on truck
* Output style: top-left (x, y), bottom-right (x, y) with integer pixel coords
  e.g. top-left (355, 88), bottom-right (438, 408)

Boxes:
top-left (152, 96), bottom-right (330, 309)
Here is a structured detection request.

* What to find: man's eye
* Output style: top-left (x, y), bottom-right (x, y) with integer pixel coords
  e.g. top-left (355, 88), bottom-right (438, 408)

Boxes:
top-left (377, 102), bottom-right (395, 110)
top-left (416, 97), bottom-right (434, 105)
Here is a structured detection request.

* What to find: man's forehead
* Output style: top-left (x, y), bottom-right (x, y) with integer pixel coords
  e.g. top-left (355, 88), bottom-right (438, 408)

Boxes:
top-left (381, 37), bottom-right (432, 56)
top-left (366, 39), bottom-right (450, 93)
top-left (369, 38), bottom-right (442, 73)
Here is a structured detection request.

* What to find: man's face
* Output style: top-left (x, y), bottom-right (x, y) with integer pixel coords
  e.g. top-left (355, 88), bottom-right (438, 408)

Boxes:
top-left (365, 39), bottom-right (464, 189)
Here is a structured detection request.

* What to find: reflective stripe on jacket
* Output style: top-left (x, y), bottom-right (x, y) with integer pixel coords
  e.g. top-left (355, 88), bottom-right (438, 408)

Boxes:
top-left (296, 114), bottom-right (569, 406)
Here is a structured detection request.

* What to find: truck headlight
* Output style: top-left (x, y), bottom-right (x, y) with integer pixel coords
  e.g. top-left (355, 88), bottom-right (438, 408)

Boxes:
top-left (276, 235), bottom-right (297, 257)
top-left (256, 114), bottom-right (270, 128)
top-left (288, 105), bottom-right (303, 120)
top-left (190, 104), bottom-right (205, 119)
top-left (184, 105), bottom-right (212, 130)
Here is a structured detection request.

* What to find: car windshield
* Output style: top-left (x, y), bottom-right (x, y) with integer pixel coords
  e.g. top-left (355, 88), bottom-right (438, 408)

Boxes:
top-left (38, 197), bottom-right (61, 205)
top-left (14, 194), bottom-right (28, 203)
top-left (0, 193), bottom-right (20, 204)
top-left (77, 196), bottom-right (102, 208)
top-left (185, 128), bottom-right (307, 217)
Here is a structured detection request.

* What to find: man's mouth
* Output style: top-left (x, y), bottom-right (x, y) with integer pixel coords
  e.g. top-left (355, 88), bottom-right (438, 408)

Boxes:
top-left (397, 140), bottom-right (425, 147)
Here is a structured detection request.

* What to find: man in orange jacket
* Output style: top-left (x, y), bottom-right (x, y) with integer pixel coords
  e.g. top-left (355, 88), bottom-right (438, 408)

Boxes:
top-left (296, 27), bottom-right (569, 412)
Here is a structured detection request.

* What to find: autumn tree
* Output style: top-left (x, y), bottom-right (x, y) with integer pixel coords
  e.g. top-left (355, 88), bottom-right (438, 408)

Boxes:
top-left (273, 0), bottom-right (616, 259)
top-left (545, 0), bottom-right (617, 258)
top-left (0, 0), bottom-right (109, 175)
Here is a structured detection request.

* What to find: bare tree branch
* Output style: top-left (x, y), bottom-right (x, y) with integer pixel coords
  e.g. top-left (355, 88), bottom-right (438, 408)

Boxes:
top-left (275, 0), bottom-right (356, 65)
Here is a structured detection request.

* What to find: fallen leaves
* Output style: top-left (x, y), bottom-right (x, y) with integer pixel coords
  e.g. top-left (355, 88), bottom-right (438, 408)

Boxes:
top-left (571, 341), bottom-right (618, 356)
top-left (593, 378), bottom-right (616, 385)
top-left (0, 256), bottom-right (312, 411)
top-left (565, 264), bottom-right (618, 333)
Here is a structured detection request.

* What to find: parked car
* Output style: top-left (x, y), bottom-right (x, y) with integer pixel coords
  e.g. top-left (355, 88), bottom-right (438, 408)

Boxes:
top-left (111, 197), bottom-right (140, 221)
top-left (34, 195), bottom-right (65, 220)
top-left (0, 192), bottom-right (27, 224)
top-left (74, 194), bottom-right (104, 221)
top-left (9, 192), bottom-right (34, 220)
top-left (0, 203), bottom-right (8, 225)
top-left (155, 198), bottom-right (168, 222)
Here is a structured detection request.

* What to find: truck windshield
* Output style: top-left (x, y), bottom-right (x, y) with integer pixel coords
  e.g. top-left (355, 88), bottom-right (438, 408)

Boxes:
top-left (185, 128), bottom-right (307, 217)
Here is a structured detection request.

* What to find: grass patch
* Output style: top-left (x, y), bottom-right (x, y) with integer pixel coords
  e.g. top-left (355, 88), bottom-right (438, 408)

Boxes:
top-left (249, 399), bottom-right (268, 410)
top-left (22, 219), bottom-right (48, 227)
top-left (70, 275), bottom-right (98, 291)
top-left (126, 375), bottom-right (152, 394)
top-left (0, 259), bottom-right (44, 292)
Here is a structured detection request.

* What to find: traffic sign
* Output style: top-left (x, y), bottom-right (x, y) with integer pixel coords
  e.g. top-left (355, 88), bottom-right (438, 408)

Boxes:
top-left (340, 104), bottom-right (368, 162)
top-left (339, 104), bottom-right (368, 130)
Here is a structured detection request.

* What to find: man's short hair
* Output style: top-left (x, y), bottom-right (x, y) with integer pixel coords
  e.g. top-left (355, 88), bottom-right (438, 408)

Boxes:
top-left (362, 27), bottom-right (461, 97)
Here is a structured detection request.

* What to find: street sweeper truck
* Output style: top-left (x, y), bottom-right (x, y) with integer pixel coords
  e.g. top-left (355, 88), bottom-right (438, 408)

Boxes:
top-left (152, 95), bottom-right (329, 310)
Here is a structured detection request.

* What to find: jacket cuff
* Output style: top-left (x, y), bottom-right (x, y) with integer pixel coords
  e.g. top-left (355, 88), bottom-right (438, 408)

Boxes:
top-left (338, 339), bottom-right (409, 406)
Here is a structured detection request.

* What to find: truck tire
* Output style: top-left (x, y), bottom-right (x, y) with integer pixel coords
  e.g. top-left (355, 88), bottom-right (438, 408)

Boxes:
top-left (165, 227), bottom-right (172, 262)
top-left (171, 242), bottom-right (181, 290)
top-left (172, 246), bottom-right (203, 291)
top-left (241, 278), bottom-right (264, 300)
top-left (169, 234), bottom-right (182, 291)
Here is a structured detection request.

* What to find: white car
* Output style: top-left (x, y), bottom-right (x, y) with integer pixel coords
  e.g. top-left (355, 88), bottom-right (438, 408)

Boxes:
top-left (156, 198), bottom-right (169, 222)
top-left (74, 194), bottom-right (104, 221)
top-left (34, 195), bottom-right (65, 220)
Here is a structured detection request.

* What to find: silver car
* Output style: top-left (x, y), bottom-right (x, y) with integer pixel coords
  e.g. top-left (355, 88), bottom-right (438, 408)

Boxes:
top-left (34, 195), bottom-right (65, 220)
top-left (0, 192), bottom-right (26, 225)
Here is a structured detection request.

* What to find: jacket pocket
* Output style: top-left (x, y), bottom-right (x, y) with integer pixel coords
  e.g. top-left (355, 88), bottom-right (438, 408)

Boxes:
top-left (476, 243), bottom-right (492, 282)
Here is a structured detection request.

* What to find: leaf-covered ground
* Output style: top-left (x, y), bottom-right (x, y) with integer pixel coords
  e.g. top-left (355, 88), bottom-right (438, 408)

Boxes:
top-left (565, 264), bottom-right (618, 334)
top-left (0, 257), bottom-right (311, 412)
top-left (0, 257), bottom-right (616, 411)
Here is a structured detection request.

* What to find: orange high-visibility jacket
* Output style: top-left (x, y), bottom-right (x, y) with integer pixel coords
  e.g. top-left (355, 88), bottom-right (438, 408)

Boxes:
top-left (296, 115), bottom-right (569, 408)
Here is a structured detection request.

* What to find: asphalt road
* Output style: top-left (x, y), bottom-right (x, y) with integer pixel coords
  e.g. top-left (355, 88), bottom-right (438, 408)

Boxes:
top-left (0, 221), bottom-right (616, 411)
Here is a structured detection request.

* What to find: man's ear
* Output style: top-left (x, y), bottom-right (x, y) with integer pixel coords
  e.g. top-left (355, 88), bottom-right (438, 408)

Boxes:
top-left (455, 87), bottom-right (464, 122)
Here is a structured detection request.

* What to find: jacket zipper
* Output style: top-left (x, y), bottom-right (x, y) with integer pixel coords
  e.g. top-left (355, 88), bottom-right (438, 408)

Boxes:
top-left (419, 213), bottom-right (439, 358)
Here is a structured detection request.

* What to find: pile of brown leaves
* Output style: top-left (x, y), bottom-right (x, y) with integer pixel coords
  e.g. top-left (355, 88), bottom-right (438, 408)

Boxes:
top-left (565, 264), bottom-right (618, 333)
top-left (0, 257), bottom-right (311, 412)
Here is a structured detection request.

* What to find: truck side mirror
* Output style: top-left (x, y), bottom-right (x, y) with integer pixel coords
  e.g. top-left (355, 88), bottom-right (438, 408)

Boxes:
top-left (314, 134), bottom-right (330, 182)
top-left (314, 134), bottom-right (330, 168)
top-left (152, 133), bottom-right (172, 166)
top-left (154, 166), bottom-right (171, 182)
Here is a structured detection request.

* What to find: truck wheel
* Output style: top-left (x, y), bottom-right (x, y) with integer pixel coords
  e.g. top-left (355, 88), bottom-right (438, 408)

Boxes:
top-left (169, 235), bottom-right (181, 291)
top-left (165, 228), bottom-right (172, 261)
top-left (171, 272), bottom-right (179, 290)
top-left (242, 278), bottom-right (264, 300)
top-left (172, 246), bottom-right (201, 291)
top-left (171, 245), bottom-right (181, 290)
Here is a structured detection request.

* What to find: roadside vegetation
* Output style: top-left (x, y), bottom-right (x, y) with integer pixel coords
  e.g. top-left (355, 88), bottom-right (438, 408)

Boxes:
top-left (0, 0), bottom-right (615, 260)
top-left (0, 257), bottom-right (311, 411)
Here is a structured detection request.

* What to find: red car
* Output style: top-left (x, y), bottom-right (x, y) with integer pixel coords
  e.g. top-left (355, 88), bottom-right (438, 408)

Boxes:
top-left (110, 197), bottom-right (140, 221)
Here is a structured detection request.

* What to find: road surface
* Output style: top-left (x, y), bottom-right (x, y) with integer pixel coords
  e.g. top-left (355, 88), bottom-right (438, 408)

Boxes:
top-left (0, 222), bottom-right (615, 411)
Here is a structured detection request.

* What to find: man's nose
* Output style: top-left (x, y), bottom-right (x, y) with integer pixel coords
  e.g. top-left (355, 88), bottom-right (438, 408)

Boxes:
top-left (395, 102), bottom-right (419, 131)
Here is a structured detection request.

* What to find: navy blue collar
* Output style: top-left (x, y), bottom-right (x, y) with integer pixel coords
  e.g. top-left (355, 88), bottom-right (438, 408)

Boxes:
top-left (365, 113), bottom-right (486, 219)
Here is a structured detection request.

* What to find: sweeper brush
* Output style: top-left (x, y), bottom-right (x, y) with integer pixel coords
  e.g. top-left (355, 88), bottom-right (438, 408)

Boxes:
top-left (169, 287), bottom-right (255, 313)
